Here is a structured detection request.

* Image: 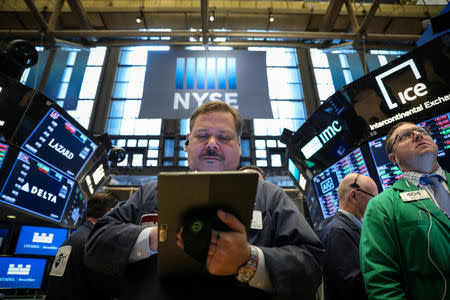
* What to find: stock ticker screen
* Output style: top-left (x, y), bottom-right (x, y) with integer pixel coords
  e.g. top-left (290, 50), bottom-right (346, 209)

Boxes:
top-left (313, 147), bottom-right (370, 219)
top-left (368, 136), bottom-right (402, 190)
top-left (21, 108), bottom-right (98, 179)
top-left (418, 113), bottom-right (450, 172)
top-left (0, 151), bottom-right (75, 222)
top-left (0, 142), bottom-right (8, 169)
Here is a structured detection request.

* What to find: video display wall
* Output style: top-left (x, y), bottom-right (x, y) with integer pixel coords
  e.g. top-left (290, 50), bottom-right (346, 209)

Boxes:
top-left (313, 148), bottom-right (370, 219)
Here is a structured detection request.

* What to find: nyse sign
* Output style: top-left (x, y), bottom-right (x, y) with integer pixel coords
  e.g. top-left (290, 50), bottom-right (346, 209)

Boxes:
top-left (139, 50), bottom-right (272, 119)
top-left (173, 92), bottom-right (238, 110)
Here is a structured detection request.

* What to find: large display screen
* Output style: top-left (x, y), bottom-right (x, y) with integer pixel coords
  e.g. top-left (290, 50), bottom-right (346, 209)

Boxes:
top-left (0, 151), bottom-right (75, 222)
top-left (0, 256), bottom-right (46, 289)
top-left (418, 112), bottom-right (450, 172)
top-left (21, 108), bottom-right (98, 179)
top-left (343, 33), bottom-right (450, 139)
top-left (313, 147), bottom-right (370, 219)
top-left (61, 185), bottom-right (86, 228)
top-left (368, 136), bottom-right (402, 191)
top-left (287, 93), bottom-right (367, 175)
top-left (14, 225), bottom-right (68, 256)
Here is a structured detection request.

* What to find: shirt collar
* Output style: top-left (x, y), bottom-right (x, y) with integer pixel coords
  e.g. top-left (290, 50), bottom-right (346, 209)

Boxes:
top-left (403, 166), bottom-right (446, 187)
top-left (338, 208), bottom-right (362, 228)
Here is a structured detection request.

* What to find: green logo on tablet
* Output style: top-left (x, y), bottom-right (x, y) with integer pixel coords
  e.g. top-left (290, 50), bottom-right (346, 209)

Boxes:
top-left (191, 221), bottom-right (203, 232)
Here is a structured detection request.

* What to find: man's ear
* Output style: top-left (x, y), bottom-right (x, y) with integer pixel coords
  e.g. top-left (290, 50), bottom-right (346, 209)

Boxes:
top-left (388, 153), bottom-right (397, 164)
top-left (184, 134), bottom-right (190, 151)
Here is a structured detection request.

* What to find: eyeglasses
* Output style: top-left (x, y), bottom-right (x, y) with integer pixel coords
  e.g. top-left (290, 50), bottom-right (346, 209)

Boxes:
top-left (389, 126), bottom-right (431, 153)
top-left (350, 173), bottom-right (376, 198)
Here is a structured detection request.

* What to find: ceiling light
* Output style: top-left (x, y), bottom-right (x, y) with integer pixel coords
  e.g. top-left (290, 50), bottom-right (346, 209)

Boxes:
top-left (136, 16), bottom-right (142, 23)
top-left (269, 14), bottom-right (275, 23)
top-left (6, 215), bottom-right (16, 219)
top-left (209, 8), bottom-right (215, 22)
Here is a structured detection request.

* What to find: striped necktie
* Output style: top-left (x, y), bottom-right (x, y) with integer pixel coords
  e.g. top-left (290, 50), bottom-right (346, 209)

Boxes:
top-left (419, 174), bottom-right (450, 217)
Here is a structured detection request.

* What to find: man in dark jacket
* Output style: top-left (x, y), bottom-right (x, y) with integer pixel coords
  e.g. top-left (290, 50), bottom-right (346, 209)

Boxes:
top-left (85, 101), bottom-right (324, 300)
top-left (320, 173), bottom-right (378, 300)
top-left (46, 192), bottom-right (120, 300)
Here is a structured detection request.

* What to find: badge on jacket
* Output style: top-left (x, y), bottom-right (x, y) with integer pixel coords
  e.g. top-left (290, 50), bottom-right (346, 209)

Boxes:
top-left (49, 246), bottom-right (72, 277)
top-left (250, 210), bottom-right (263, 229)
top-left (400, 190), bottom-right (430, 202)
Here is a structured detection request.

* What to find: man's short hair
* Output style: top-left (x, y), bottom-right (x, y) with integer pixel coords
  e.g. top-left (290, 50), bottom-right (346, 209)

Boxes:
top-left (385, 121), bottom-right (416, 154)
top-left (239, 165), bottom-right (265, 179)
top-left (86, 192), bottom-right (120, 219)
top-left (189, 101), bottom-right (242, 137)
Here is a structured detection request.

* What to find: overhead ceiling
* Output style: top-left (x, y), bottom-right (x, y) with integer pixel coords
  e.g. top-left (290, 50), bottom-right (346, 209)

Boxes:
top-left (0, 0), bottom-right (446, 50)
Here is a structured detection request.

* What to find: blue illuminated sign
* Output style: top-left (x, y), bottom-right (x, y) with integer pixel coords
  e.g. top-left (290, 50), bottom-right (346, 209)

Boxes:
top-left (15, 225), bottom-right (68, 256)
top-left (0, 256), bottom-right (46, 289)
top-left (140, 50), bottom-right (272, 119)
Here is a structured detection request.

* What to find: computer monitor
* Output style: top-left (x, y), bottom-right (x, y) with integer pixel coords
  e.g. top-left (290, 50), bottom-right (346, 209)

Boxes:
top-left (368, 136), bottom-right (402, 191)
top-left (20, 107), bottom-right (98, 179)
top-left (0, 256), bottom-right (47, 289)
top-left (0, 149), bottom-right (75, 222)
top-left (313, 147), bottom-right (370, 219)
top-left (14, 225), bottom-right (68, 256)
top-left (418, 112), bottom-right (450, 172)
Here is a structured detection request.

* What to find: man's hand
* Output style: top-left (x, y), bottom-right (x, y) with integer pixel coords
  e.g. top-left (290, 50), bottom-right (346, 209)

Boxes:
top-left (149, 226), bottom-right (158, 251)
top-left (206, 209), bottom-right (251, 276)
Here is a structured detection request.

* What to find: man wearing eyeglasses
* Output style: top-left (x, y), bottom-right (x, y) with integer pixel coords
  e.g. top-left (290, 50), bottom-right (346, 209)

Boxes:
top-left (319, 173), bottom-right (378, 300)
top-left (360, 121), bottom-right (450, 300)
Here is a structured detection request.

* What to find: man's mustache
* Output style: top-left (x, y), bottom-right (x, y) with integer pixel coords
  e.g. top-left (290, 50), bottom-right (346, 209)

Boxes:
top-left (200, 149), bottom-right (224, 160)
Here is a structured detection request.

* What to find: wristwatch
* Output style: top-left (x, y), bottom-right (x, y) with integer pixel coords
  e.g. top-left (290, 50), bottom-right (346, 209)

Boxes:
top-left (236, 245), bottom-right (258, 283)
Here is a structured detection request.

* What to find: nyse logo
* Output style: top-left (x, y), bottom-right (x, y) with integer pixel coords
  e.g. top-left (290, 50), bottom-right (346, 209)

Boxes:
top-left (7, 264), bottom-right (31, 275)
top-left (32, 232), bottom-right (54, 244)
top-left (375, 59), bottom-right (428, 110)
top-left (173, 57), bottom-right (238, 110)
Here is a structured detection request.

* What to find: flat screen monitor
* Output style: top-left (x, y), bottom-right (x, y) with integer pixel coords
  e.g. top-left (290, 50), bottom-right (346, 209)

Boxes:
top-left (343, 33), bottom-right (450, 139)
top-left (0, 150), bottom-right (75, 222)
top-left (313, 147), bottom-right (370, 219)
top-left (21, 108), bottom-right (98, 179)
top-left (288, 159), bottom-right (300, 181)
top-left (60, 185), bottom-right (87, 229)
top-left (0, 256), bottom-right (46, 289)
top-left (418, 112), bottom-right (450, 172)
top-left (368, 136), bottom-right (402, 191)
top-left (14, 225), bottom-right (68, 256)
top-left (287, 92), bottom-right (368, 175)
top-left (0, 142), bottom-right (8, 169)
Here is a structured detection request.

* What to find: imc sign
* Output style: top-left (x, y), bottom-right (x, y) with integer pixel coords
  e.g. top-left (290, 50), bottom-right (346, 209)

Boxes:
top-left (344, 33), bottom-right (450, 136)
top-left (139, 50), bottom-right (273, 119)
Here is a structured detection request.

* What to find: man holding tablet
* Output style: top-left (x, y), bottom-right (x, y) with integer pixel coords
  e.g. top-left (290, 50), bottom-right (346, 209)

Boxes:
top-left (85, 101), bottom-right (324, 299)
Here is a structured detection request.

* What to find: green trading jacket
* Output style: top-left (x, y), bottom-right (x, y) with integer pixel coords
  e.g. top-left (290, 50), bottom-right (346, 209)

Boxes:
top-left (360, 171), bottom-right (450, 300)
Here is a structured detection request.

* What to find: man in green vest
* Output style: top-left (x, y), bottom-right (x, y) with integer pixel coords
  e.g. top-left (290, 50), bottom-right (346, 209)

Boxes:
top-left (360, 121), bottom-right (449, 300)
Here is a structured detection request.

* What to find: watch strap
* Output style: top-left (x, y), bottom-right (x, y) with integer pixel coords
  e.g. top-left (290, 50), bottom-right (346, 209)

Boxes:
top-left (236, 245), bottom-right (258, 283)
